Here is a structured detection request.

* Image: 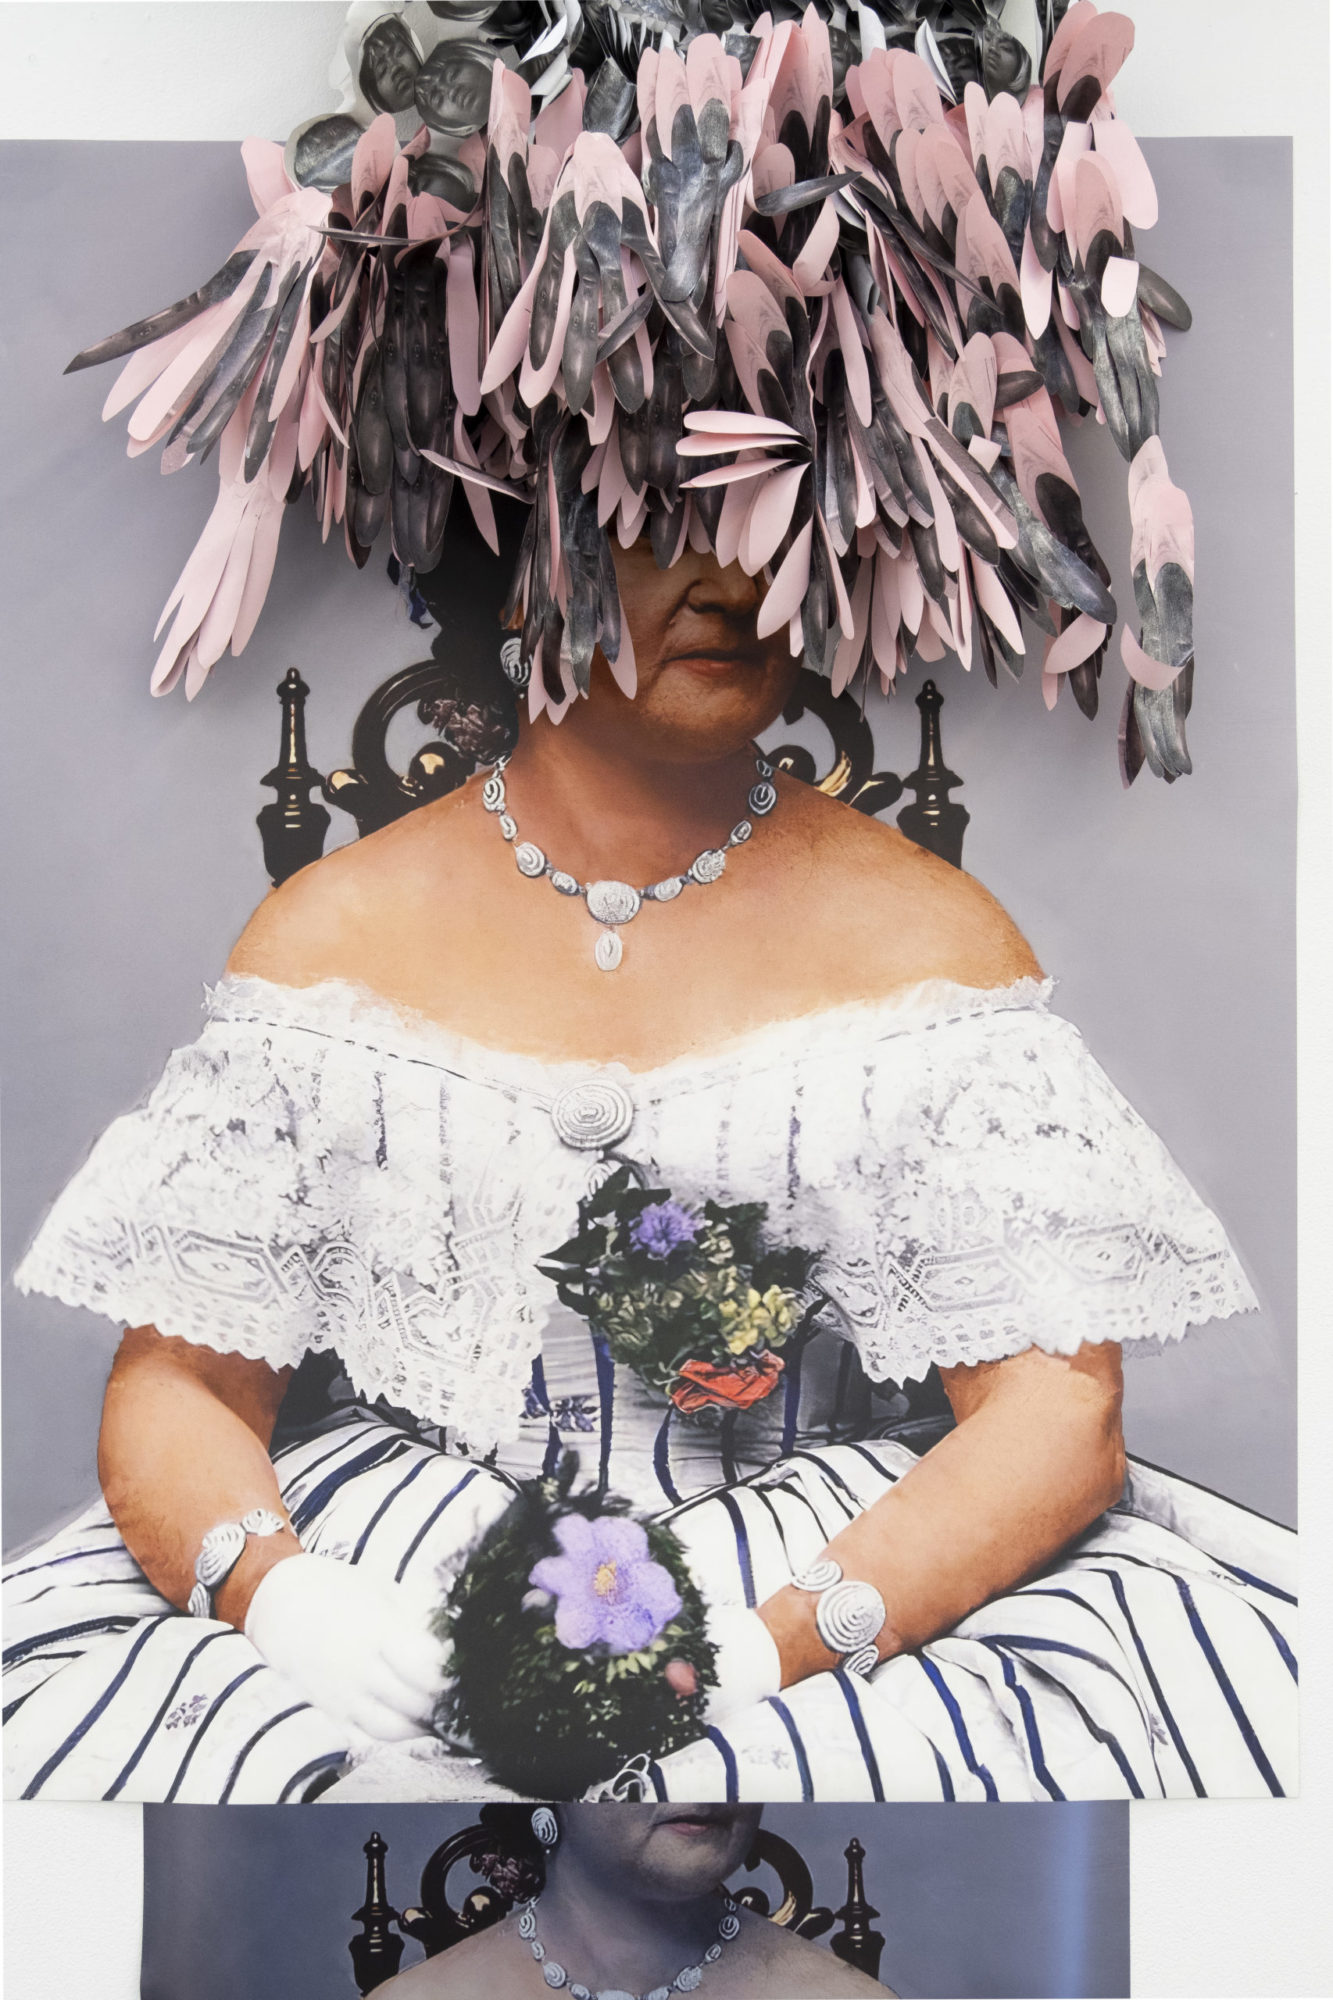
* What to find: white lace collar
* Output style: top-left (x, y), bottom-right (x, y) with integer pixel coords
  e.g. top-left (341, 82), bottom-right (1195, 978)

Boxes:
top-left (206, 969), bottom-right (1057, 1100)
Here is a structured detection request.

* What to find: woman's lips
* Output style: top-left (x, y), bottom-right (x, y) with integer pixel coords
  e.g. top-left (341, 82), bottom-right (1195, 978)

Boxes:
top-left (659, 650), bottom-right (756, 678)
top-left (653, 1807), bottom-right (740, 1836)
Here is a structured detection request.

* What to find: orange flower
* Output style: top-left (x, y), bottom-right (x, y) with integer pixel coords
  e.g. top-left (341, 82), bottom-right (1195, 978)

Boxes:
top-left (670, 1352), bottom-right (785, 1415)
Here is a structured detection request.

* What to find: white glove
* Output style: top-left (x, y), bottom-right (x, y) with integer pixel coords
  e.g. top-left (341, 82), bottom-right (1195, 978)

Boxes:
top-left (703, 1606), bottom-right (782, 1724)
top-left (244, 1554), bottom-right (450, 1745)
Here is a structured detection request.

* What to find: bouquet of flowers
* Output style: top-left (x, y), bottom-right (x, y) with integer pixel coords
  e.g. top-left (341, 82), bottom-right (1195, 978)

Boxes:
top-left (540, 1165), bottom-right (821, 1419)
top-left (434, 1454), bottom-right (717, 1799)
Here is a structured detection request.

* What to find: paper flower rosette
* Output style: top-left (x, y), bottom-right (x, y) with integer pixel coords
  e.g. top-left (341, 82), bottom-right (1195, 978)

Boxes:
top-left (539, 1163), bottom-right (821, 1419)
top-left (434, 1454), bottom-right (718, 1797)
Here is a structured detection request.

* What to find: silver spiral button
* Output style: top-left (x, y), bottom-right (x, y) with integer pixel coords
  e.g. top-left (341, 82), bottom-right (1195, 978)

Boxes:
top-left (482, 773), bottom-right (505, 811)
top-left (792, 1558), bottom-right (843, 1593)
top-left (194, 1521), bottom-right (247, 1590)
top-left (515, 841), bottom-right (547, 877)
top-left (814, 1578), bottom-right (887, 1656)
top-left (748, 780), bottom-right (778, 816)
top-left (550, 1079), bottom-right (635, 1151)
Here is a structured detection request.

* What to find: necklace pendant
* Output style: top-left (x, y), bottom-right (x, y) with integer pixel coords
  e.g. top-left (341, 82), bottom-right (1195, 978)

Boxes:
top-left (594, 929), bottom-right (623, 972)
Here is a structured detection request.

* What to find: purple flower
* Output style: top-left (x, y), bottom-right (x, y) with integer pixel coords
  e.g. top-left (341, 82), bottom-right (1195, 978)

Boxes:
top-left (528, 1514), bottom-right (682, 1654)
top-left (629, 1201), bottom-right (699, 1259)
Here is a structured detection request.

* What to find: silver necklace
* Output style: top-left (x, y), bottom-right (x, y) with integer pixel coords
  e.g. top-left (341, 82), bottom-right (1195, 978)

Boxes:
top-left (481, 753), bottom-right (778, 972)
top-left (516, 1892), bottom-right (742, 1998)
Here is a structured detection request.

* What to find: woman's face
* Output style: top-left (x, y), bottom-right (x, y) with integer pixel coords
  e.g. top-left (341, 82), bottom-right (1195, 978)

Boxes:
top-left (554, 1804), bottom-right (763, 1901)
top-left (560, 539), bottom-right (801, 765)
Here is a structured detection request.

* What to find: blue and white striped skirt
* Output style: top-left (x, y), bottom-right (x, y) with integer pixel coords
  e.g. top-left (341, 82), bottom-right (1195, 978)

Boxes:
top-left (2, 1410), bottom-right (1297, 1803)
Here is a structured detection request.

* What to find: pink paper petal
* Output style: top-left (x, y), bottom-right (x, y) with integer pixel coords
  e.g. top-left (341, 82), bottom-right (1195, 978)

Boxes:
top-left (713, 470), bottom-right (754, 569)
top-left (792, 197), bottom-right (841, 292)
top-left (970, 556), bottom-right (1025, 651)
top-left (832, 555), bottom-right (873, 695)
top-left (740, 462), bottom-right (807, 573)
top-left (1021, 225), bottom-right (1053, 337)
top-left (447, 236), bottom-right (482, 416)
top-left (1044, 612), bottom-right (1107, 675)
top-left (1091, 116), bottom-right (1157, 230)
top-left (682, 410), bottom-right (800, 439)
top-left (755, 519), bottom-right (813, 637)
top-left (242, 137), bottom-right (294, 217)
top-left (481, 256), bottom-right (542, 394)
top-left (681, 459), bottom-right (780, 489)
top-left (1043, 1), bottom-right (1098, 86)
top-left (1101, 255), bottom-right (1139, 320)
top-left (1120, 623), bottom-right (1185, 691)
top-left (831, 280), bottom-right (873, 426)
top-left (230, 498), bottom-right (286, 655)
top-left (1047, 120), bottom-right (1092, 239)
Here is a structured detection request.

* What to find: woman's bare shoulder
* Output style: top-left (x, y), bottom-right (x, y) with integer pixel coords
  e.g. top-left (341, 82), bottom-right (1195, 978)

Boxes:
top-left (737, 1910), bottom-right (898, 1996)
top-left (371, 1916), bottom-right (516, 1997)
top-left (225, 782), bottom-right (479, 988)
top-left (788, 779), bottom-right (1042, 995)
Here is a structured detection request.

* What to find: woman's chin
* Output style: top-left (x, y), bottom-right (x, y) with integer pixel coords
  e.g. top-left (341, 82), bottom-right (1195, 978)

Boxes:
top-left (641, 1809), bottom-right (752, 1886)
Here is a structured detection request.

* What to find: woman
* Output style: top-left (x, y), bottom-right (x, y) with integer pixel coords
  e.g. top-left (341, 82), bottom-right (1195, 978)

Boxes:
top-left (377, 1803), bottom-right (896, 1998)
top-left (4, 534), bottom-right (1295, 1804)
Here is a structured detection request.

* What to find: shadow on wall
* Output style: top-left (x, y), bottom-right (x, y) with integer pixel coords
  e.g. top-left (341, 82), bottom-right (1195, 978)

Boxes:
top-left (138, 1802), bottom-right (1130, 2000)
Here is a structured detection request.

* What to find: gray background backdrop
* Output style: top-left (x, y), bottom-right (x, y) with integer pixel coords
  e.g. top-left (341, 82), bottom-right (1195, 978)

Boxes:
top-left (1, 135), bottom-right (1295, 1551)
top-left (139, 1801), bottom-right (1129, 2000)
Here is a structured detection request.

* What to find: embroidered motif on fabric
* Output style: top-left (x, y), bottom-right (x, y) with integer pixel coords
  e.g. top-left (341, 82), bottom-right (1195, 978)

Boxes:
top-left (523, 1385), bottom-right (599, 1433)
top-left (164, 1694), bottom-right (208, 1731)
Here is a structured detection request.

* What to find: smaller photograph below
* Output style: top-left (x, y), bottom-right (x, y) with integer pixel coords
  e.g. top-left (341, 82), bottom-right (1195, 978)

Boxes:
top-left (140, 1800), bottom-right (1128, 2000)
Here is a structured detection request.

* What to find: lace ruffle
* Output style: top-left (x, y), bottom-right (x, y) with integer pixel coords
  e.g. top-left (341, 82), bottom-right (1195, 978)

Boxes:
top-left (14, 973), bottom-right (1257, 1453)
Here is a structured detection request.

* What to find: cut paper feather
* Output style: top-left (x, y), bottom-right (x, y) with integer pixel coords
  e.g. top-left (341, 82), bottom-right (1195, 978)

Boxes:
top-left (66, 0), bottom-right (1195, 779)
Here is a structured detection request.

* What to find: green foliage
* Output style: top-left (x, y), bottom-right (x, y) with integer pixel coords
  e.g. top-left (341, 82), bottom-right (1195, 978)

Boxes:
top-left (433, 1454), bottom-right (718, 1798)
top-left (538, 1163), bottom-right (819, 1406)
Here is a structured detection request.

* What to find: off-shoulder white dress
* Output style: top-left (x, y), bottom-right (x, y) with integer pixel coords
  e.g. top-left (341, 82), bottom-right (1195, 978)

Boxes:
top-left (4, 974), bottom-right (1296, 1802)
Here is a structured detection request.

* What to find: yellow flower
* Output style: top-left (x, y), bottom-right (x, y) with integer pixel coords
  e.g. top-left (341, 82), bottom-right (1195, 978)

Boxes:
top-left (761, 1286), bottom-right (800, 1337)
top-left (722, 1287), bottom-right (766, 1354)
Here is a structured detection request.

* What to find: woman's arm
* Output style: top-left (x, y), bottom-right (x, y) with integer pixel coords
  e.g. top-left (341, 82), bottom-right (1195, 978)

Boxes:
top-left (757, 1341), bottom-right (1126, 1685)
top-left (99, 1326), bottom-right (448, 1739)
top-left (98, 1326), bottom-right (301, 1627)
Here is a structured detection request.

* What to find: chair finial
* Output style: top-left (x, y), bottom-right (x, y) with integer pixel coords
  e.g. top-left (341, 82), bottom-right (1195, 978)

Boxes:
top-left (896, 679), bottom-right (970, 867)
top-left (257, 668), bottom-right (330, 887)
top-left (830, 1837), bottom-right (886, 1981)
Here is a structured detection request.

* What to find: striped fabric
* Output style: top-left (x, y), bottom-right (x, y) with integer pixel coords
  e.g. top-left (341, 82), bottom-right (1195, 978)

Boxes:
top-left (3, 1409), bottom-right (1296, 1803)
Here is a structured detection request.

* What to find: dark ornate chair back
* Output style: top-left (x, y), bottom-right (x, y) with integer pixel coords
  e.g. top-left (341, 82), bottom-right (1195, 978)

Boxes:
top-left (349, 1824), bottom-right (885, 1994)
top-left (257, 651), bottom-right (968, 892)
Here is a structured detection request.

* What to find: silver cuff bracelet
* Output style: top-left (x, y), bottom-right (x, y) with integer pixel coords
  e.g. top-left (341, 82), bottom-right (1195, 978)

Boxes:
top-left (791, 1558), bottom-right (886, 1678)
top-left (186, 1508), bottom-right (287, 1620)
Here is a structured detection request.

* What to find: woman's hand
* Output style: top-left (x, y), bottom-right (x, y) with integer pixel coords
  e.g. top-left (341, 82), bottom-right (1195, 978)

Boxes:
top-left (758, 1340), bottom-right (1127, 1688)
top-left (245, 1554), bottom-right (449, 1743)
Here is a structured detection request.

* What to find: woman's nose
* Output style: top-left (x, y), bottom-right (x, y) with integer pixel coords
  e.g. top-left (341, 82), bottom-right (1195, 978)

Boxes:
top-left (684, 557), bottom-right (761, 615)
